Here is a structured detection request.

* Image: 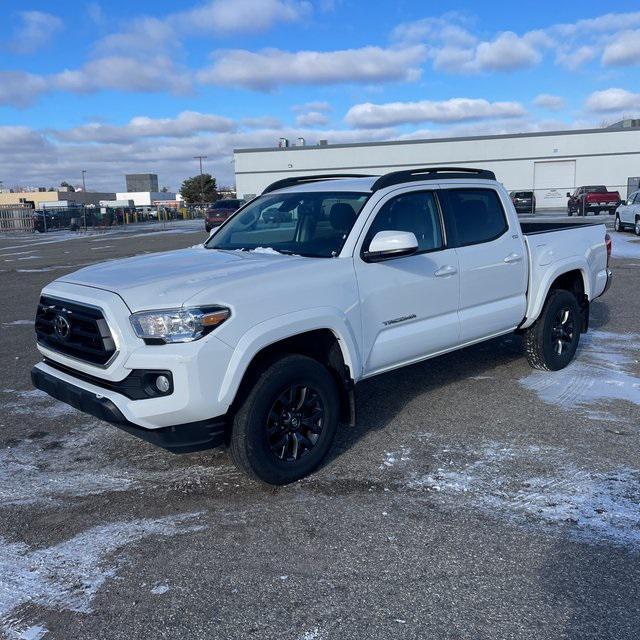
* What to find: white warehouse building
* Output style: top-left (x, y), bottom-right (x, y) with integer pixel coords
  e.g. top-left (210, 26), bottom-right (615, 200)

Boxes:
top-left (234, 120), bottom-right (640, 209)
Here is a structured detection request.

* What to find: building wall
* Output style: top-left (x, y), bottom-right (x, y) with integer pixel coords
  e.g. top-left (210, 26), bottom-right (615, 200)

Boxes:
top-left (116, 191), bottom-right (176, 207)
top-left (234, 127), bottom-right (640, 207)
top-left (0, 191), bottom-right (116, 208)
top-left (125, 174), bottom-right (159, 192)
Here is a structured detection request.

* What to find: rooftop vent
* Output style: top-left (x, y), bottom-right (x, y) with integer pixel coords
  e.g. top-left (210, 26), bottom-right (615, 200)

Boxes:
top-left (318, 139), bottom-right (328, 146)
top-left (278, 137), bottom-right (289, 148)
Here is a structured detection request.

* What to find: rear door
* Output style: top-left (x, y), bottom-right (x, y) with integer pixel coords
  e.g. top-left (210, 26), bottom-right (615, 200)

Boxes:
top-left (440, 186), bottom-right (528, 342)
top-left (354, 188), bottom-right (460, 375)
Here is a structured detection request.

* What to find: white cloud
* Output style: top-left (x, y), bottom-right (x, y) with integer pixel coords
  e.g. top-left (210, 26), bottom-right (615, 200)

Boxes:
top-left (555, 46), bottom-right (597, 70)
top-left (533, 94), bottom-right (566, 111)
top-left (241, 116), bottom-right (283, 129)
top-left (345, 98), bottom-right (526, 128)
top-left (198, 45), bottom-right (427, 89)
top-left (0, 71), bottom-right (49, 107)
top-left (602, 30), bottom-right (640, 66)
top-left (434, 32), bottom-right (542, 73)
top-left (585, 88), bottom-right (640, 113)
top-left (53, 111), bottom-right (236, 143)
top-left (95, 18), bottom-right (177, 56)
top-left (292, 101), bottom-right (332, 113)
top-left (295, 111), bottom-right (330, 127)
top-left (10, 11), bottom-right (63, 54)
top-left (175, 0), bottom-right (311, 34)
top-left (53, 56), bottom-right (191, 95)
top-left (392, 15), bottom-right (476, 47)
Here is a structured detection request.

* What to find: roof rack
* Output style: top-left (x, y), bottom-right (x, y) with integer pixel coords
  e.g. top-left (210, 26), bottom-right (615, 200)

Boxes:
top-left (262, 174), bottom-right (373, 194)
top-left (371, 167), bottom-right (496, 192)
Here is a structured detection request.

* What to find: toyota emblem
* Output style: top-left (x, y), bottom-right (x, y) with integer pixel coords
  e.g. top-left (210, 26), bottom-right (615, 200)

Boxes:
top-left (54, 314), bottom-right (71, 340)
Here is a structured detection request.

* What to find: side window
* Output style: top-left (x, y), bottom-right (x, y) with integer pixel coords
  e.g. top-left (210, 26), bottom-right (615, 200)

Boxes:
top-left (441, 188), bottom-right (508, 247)
top-left (363, 191), bottom-right (443, 254)
top-left (633, 193), bottom-right (640, 204)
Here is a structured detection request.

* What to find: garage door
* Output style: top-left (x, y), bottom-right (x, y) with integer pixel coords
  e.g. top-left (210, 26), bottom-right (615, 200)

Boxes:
top-left (533, 160), bottom-right (576, 210)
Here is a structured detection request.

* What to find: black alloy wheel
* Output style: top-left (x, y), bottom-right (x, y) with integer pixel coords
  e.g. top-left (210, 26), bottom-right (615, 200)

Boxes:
top-left (550, 307), bottom-right (575, 357)
top-left (266, 384), bottom-right (325, 462)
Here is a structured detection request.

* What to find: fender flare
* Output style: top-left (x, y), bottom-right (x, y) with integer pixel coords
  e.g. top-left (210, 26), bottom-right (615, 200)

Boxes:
top-left (521, 258), bottom-right (590, 329)
top-left (217, 307), bottom-right (361, 407)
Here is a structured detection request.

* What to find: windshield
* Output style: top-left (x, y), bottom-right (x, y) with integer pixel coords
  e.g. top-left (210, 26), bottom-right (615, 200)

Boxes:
top-left (205, 191), bottom-right (369, 257)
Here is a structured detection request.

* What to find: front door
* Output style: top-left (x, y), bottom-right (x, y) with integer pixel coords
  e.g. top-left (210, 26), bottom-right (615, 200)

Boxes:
top-left (354, 189), bottom-right (460, 375)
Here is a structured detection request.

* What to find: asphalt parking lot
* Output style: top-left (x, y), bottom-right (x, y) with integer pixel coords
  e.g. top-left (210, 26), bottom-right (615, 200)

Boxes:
top-left (1, 215), bottom-right (639, 640)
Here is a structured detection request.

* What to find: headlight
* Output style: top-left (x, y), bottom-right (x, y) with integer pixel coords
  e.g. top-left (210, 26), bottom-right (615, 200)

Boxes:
top-left (130, 306), bottom-right (230, 343)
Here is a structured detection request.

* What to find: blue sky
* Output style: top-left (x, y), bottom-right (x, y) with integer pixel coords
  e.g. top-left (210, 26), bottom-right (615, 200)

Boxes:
top-left (2, 1), bottom-right (640, 191)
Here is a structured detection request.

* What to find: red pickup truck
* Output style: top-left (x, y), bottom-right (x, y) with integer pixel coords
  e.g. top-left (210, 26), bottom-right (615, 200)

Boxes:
top-left (567, 186), bottom-right (621, 216)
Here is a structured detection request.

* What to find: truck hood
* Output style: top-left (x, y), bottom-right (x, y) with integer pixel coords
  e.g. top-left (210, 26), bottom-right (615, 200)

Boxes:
top-left (58, 246), bottom-right (307, 311)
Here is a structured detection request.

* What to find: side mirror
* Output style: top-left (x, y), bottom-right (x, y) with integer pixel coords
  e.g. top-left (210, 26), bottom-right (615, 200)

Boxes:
top-left (566, 192), bottom-right (571, 198)
top-left (363, 230), bottom-right (419, 262)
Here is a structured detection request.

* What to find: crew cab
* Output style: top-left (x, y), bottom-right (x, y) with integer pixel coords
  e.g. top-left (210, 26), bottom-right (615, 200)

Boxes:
top-left (614, 190), bottom-right (640, 235)
top-left (31, 168), bottom-right (612, 485)
top-left (567, 186), bottom-right (621, 216)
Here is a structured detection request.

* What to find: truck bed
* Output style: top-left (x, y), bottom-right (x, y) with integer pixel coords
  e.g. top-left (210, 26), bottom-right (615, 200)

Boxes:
top-left (520, 221), bottom-right (600, 235)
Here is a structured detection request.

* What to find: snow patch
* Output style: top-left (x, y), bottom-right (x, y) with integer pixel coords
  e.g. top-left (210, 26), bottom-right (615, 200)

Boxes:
top-left (150, 584), bottom-right (170, 595)
top-left (611, 231), bottom-right (640, 260)
top-left (0, 513), bottom-right (203, 638)
top-left (408, 442), bottom-right (640, 548)
top-left (2, 320), bottom-right (34, 326)
top-left (519, 331), bottom-right (640, 420)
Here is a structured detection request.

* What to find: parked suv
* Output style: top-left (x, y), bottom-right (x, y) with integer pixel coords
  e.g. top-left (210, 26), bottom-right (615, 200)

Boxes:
top-left (205, 199), bottom-right (245, 232)
top-left (509, 191), bottom-right (536, 214)
top-left (614, 191), bottom-right (640, 235)
top-left (32, 168), bottom-right (612, 485)
top-left (567, 186), bottom-right (621, 216)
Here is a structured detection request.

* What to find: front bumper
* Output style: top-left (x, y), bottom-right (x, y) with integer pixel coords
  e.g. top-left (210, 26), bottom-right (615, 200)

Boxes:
top-left (31, 366), bottom-right (226, 453)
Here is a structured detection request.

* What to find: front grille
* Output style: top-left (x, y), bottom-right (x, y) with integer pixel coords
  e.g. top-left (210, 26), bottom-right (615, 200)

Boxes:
top-left (35, 296), bottom-right (117, 366)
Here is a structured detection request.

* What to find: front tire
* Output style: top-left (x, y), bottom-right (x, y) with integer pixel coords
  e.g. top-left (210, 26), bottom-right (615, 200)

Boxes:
top-left (523, 290), bottom-right (581, 371)
top-left (635, 218), bottom-right (640, 236)
top-left (230, 355), bottom-right (340, 485)
top-left (614, 215), bottom-right (622, 232)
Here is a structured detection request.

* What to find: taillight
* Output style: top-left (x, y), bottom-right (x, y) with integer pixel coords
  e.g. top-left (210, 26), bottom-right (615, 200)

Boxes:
top-left (605, 233), bottom-right (612, 266)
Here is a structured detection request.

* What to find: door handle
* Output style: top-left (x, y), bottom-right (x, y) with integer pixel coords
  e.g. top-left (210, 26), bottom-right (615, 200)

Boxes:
top-left (434, 265), bottom-right (458, 277)
top-left (504, 253), bottom-right (523, 264)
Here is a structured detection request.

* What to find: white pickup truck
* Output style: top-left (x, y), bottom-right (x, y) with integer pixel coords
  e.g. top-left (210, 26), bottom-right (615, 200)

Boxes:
top-left (32, 168), bottom-right (612, 484)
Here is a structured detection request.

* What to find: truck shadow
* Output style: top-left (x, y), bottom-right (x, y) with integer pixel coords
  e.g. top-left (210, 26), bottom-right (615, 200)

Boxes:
top-left (328, 331), bottom-right (526, 461)
top-left (327, 299), bottom-right (610, 463)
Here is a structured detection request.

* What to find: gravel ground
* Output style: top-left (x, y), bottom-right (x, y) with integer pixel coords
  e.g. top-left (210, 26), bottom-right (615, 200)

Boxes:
top-left (0, 216), bottom-right (639, 640)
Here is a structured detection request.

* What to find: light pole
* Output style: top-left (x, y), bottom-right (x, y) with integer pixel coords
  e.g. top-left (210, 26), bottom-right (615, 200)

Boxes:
top-left (193, 155), bottom-right (207, 209)
top-left (81, 170), bottom-right (87, 231)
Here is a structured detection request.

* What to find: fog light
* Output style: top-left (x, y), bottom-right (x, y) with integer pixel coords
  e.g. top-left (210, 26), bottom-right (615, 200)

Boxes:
top-left (155, 375), bottom-right (171, 393)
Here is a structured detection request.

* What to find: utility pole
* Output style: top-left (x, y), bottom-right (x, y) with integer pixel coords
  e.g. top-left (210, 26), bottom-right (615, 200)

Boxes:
top-left (193, 155), bottom-right (207, 208)
top-left (81, 170), bottom-right (87, 192)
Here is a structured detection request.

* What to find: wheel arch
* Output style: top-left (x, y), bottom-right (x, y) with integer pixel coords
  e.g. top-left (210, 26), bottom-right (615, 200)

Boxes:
top-left (521, 262), bottom-right (590, 330)
top-left (218, 311), bottom-right (360, 425)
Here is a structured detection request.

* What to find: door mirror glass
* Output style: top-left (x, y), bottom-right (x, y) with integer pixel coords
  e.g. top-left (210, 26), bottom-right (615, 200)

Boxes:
top-left (364, 230), bottom-right (418, 262)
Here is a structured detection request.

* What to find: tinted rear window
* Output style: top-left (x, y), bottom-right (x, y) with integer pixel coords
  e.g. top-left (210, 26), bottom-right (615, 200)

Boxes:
top-left (215, 200), bottom-right (242, 209)
top-left (585, 186), bottom-right (607, 193)
top-left (442, 188), bottom-right (508, 247)
top-left (512, 192), bottom-right (533, 198)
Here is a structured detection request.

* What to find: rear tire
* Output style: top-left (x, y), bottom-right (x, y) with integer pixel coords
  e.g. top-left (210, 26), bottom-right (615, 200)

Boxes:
top-left (230, 355), bottom-right (340, 485)
top-left (523, 289), bottom-right (581, 371)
